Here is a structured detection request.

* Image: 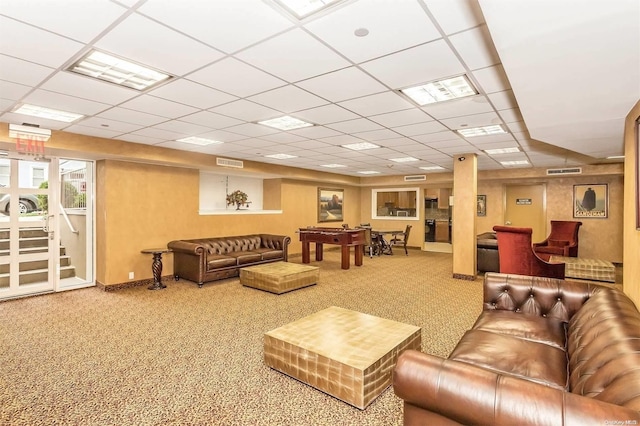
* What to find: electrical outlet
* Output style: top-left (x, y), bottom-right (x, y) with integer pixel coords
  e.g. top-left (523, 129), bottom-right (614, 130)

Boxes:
top-left (129, 272), bottom-right (134, 280)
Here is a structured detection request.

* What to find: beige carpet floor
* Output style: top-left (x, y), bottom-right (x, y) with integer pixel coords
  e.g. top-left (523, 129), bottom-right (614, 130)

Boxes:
top-left (0, 249), bottom-right (483, 426)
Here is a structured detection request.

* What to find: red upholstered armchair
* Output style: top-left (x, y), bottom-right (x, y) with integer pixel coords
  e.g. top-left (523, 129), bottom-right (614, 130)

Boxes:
top-left (533, 220), bottom-right (582, 261)
top-left (493, 225), bottom-right (565, 279)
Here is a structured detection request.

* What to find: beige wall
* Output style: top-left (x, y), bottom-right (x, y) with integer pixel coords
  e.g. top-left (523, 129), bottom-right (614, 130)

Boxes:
top-left (623, 100), bottom-right (640, 305)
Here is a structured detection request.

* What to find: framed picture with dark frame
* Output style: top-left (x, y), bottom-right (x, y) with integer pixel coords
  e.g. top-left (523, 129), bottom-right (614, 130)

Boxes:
top-left (318, 187), bottom-right (343, 222)
top-left (573, 184), bottom-right (608, 218)
top-left (477, 195), bottom-right (486, 216)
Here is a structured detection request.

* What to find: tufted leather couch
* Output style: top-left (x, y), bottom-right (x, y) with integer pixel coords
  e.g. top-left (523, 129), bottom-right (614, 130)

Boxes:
top-left (168, 234), bottom-right (291, 287)
top-left (393, 272), bottom-right (640, 425)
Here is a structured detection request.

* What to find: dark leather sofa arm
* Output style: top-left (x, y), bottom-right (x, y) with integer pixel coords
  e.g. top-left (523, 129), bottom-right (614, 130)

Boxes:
top-left (482, 272), bottom-right (596, 322)
top-left (167, 240), bottom-right (206, 255)
top-left (259, 234), bottom-right (291, 260)
top-left (393, 350), bottom-right (640, 426)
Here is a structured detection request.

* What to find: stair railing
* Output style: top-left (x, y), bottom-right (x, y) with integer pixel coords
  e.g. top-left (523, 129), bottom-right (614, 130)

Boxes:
top-left (59, 203), bottom-right (79, 234)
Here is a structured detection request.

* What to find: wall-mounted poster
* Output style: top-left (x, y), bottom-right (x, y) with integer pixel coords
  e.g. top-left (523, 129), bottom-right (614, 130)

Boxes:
top-left (318, 188), bottom-right (343, 222)
top-left (574, 184), bottom-right (608, 218)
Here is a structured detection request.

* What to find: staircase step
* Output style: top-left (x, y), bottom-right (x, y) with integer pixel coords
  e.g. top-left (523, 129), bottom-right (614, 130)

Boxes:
top-left (0, 256), bottom-right (71, 274)
top-left (0, 265), bottom-right (76, 286)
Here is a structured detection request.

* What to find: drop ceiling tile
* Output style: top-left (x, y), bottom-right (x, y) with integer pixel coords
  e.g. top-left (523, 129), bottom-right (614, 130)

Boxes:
top-left (41, 72), bottom-right (138, 105)
top-left (471, 65), bottom-right (511, 94)
top-left (0, 55), bottom-right (54, 86)
top-left (506, 121), bottom-right (527, 133)
top-left (148, 80), bottom-right (237, 109)
top-left (153, 120), bottom-right (213, 135)
top-left (131, 127), bottom-right (184, 141)
top-left (0, 0), bottom-right (126, 43)
top-left (197, 130), bottom-right (248, 143)
top-left (63, 124), bottom-right (123, 139)
top-left (187, 58), bottom-right (286, 98)
top-left (426, 139), bottom-right (474, 149)
top-left (368, 109), bottom-right (434, 127)
top-left (139, 0), bottom-right (293, 53)
top-left (421, 95), bottom-right (493, 120)
top-left (259, 133), bottom-right (308, 143)
top-left (289, 126), bottom-right (343, 139)
top-left (411, 131), bottom-right (462, 144)
top-left (351, 129), bottom-right (403, 142)
top-left (292, 104), bottom-right (359, 125)
top-left (296, 67), bottom-right (388, 102)
top-left (119, 95), bottom-right (198, 119)
top-left (237, 28), bottom-right (351, 82)
top-left (154, 140), bottom-right (209, 152)
top-left (498, 108), bottom-right (524, 123)
top-left (95, 13), bottom-right (224, 77)
top-left (0, 81), bottom-right (31, 100)
top-left (210, 100), bottom-right (280, 122)
top-left (361, 40), bottom-right (466, 89)
top-left (225, 123), bottom-right (280, 137)
top-left (179, 111), bottom-right (243, 129)
top-left (449, 26), bottom-right (501, 70)
top-left (24, 89), bottom-right (111, 116)
top-left (76, 117), bottom-right (143, 133)
top-left (376, 137), bottom-right (423, 147)
top-left (318, 134), bottom-right (365, 146)
top-left (305, 0), bottom-right (440, 63)
top-left (488, 90), bottom-right (518, 110)
top-left (439, 111), bottom-right (502, 129)
top-left (248, 85), bottom-right (328, 113)
top-left (326, 118), bottom-right (383, 133)
top-left (0, 99), bottom-right (16, 112)
top-left (233, 138), bottom-right (280, 149)
top-left (338, 91), bottom-right (414, 116)
top-left (96, 107), bottom-right (167, 126)
top-left (460, 133), bottom-right (515, 144)
top-left (473, 141), bottom-right (521, 151)
top-left (424, 0), bottom-right (485, 35)
top-left (0, 17), bottom-right (84, 68)
top-left (393, 121), bottom-right (448, 137)
top-left (118, 134), bottom-right (165, 145)
top-left (285, 140), bottom-right (332, 150)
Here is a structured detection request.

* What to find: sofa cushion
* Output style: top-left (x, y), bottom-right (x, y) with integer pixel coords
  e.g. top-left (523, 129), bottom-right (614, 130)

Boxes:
top-left (472, 311), bottom-right (567, 350)
top-left (549, 239), bottom-right (569, 247)
top-left (252, 248), bottom-right (284, 260)
top-left (449, 329), bottom-right (568, 390)
top-left (567, 288), bottom-right (640, 410)
top-left (206, 254), bottom-right (237, 270)
top-left (227, 251), bottom-right (262, 265)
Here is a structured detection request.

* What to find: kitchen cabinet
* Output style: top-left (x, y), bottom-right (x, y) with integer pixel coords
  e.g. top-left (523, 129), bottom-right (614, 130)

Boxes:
top-left (425, 188), bottom-right (451, 209)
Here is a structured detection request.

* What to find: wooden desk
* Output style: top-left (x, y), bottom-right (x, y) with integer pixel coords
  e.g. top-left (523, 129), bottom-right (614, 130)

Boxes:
top-left (298, 227), bottom-right (365, 269)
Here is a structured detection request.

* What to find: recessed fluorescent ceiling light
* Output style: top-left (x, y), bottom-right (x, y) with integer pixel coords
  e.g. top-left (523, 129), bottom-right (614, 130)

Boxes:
top-left (275, 0), bottom-right (342, 18)
top-left (500, 160), bottom-right (529, 166)
top-left (14, 104), bottom-right (83, 122)
top-left (419, 165), bottom-right (445, 171)
top-left (176, 136), bottom-right (223, 146)
top-left (321, 164), bottom-right (347, 168)
top-left (401, 75), bottom-right (477, 106)
top-left (607, 155), bottom-right (625, 159)
top-left (390, 157), bottom-right (419, 163)
top-left (67, 50), bottom-right (172, 91)
top-left (258, 116), bottom-right (313, 131)
top-left (358, 170), bottom-right (381, 175)
top-left (484, 147), bottom-right (520, 155)
top-left (342, 142), bottom-right (380, 151)
top-left (265, 153), bottom-right (298, 159)
top-left (458, 125), bottom-right (506, 138)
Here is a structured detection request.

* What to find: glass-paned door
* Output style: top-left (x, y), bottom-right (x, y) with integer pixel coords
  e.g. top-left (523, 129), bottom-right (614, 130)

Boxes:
top-left (0, 157), bottom-right (56, 299)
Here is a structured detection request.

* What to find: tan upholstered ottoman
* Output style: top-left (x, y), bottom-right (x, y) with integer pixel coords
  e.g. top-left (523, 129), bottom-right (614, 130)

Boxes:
top-left (240, 261), bottom-right (319, 294)
top-left (549, 255), bottom-right (616, 283)
top-left (264, 306), bottom-right (421, 409)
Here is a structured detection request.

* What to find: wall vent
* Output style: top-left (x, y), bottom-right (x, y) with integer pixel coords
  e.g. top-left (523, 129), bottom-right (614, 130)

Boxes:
top-left (546, 167), bottom-right (582, 176)
top-left (404, 175), bottom-right (426, 182)
top-left (216, 157), bottom-right (244, 169)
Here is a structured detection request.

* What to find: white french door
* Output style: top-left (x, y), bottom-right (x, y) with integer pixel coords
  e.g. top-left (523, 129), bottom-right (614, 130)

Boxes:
top-left (0, 156), bottom-right (94, 300)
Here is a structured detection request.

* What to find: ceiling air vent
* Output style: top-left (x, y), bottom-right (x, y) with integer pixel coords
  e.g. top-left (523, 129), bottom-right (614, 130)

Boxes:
top-left (546, 167), bottom-right (582, 176)
top-left (216, 157), bottom-right (244, 169)
top-left (404, 175), bottom-right (426, 182)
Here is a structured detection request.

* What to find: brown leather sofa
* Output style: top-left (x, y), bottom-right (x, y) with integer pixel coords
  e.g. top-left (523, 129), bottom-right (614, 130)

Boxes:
top-left (393, 272), bottom-right (640, 425)
top-left (168, 234), bottom-right (291, 287)
top-left (477, 231), bottom-right (499, 273)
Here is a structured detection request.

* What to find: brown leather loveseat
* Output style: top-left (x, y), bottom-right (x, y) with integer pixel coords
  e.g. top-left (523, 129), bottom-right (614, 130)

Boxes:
top-left (393, 272), bottom-right (640, 425)
top-left (168, 234), bottom-right (291, 287)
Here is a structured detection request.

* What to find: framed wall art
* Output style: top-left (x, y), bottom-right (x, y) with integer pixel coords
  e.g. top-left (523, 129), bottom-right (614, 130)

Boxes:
top-left (318, 187), bottom-right (343, 222)
top-left (573, 184), bottom-right (608, 218)
top-left (477, 195), bottom-right (486, 216)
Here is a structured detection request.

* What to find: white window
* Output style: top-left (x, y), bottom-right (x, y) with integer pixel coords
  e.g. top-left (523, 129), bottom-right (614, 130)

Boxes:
top-left (32, 167), bottom-right (45, 187)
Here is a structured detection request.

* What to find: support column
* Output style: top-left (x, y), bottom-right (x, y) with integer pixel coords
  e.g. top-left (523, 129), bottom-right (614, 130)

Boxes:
top-left (452, 154), bottom-right (477, 280)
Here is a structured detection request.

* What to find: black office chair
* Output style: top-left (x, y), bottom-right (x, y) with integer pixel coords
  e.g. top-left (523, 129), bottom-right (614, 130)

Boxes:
top-left (390, 225), bottom-right (412, 256)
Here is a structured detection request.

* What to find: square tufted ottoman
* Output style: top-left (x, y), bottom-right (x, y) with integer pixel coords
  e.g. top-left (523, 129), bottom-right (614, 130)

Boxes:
top-left (240, 261), bottom-right (319, 294)
top-left (549, 255), bottom-right (616, 282)
top-left (264, 306), bottom-right (421, 409)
